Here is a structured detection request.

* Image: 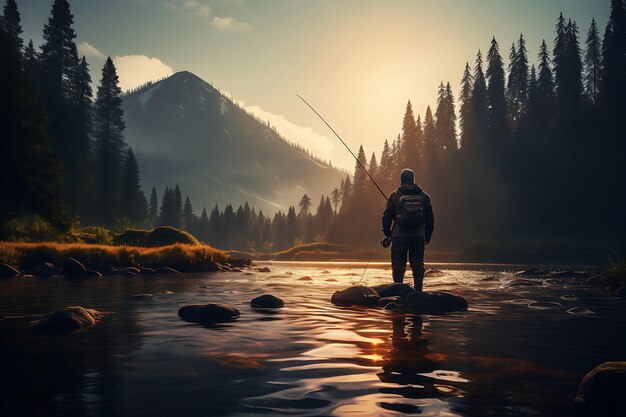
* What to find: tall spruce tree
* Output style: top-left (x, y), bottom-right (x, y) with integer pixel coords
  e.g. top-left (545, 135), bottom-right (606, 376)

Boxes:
top-left (148, 186), bottom-right (158, 227)
top-left (435, 82), bottom-right (457, 158)
top-left (459, 62), bottom-right (474, 149)
top-left (584, 18), bottom-right (603, 104)
top-left (298, 193), bottom-right (312, 215)
top-left (486, 37), bottom-right (508, 147)
top-left (93, 57), bottom-right (126, 227)
top-left (422, 105), bottom-right (437, 173)
top-left (468, 50), bottom-right (488, 155)
top-left (0, 28), bottom-right (66, 230)
top-left (399, 100), bottom-right (419, 171)
top-left (182, 197), bottom-right (194, 231)
top-left (172, 184), bottom-right (183, 228)
top-left (2, 0), bottom-right (22, 49)
top-left (121, 148), bottom-right (147, 226)
top-left (507, 35), bottom-right (529, 128)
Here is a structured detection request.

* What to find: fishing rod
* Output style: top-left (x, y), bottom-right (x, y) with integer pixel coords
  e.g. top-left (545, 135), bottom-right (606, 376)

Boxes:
top-left (296, 95), bottom-right (388, 201)
top-left (297, 95), bottom-right (388, 286)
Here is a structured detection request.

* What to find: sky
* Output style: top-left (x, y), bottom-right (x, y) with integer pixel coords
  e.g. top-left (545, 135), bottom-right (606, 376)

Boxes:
top-left (15, 0), bottom-right (610, 170)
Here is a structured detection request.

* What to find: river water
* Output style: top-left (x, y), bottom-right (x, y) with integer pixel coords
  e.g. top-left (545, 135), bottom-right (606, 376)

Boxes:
top-left (1, 261), bottom-right (625, 417)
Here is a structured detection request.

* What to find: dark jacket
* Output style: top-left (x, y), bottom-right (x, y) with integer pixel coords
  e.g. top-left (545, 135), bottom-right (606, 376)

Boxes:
top-left (382, 184), bottom-right (434, 240)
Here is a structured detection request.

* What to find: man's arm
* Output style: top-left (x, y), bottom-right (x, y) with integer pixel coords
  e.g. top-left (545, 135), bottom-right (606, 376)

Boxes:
top-left (382, 193), bottom-right (395, 237)
top-left (424, 193), bottom-right (434, 243)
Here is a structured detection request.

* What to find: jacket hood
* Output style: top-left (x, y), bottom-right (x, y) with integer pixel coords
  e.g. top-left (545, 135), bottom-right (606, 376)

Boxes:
top-left (397, 184), bottom-right (423, 195)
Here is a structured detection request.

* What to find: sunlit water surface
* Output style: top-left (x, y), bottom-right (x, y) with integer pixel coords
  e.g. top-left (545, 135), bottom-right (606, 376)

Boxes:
top-left (1, 262), bottom-right (625, 417)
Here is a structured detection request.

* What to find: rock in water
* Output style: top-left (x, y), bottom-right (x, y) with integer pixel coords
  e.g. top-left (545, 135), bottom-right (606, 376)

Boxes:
top-left (425, 269), bottom-right (445, 277)
top-left (178, 303), bottom-right (240, 323)
top-left (0, 263), bottom-right (20, 278)
top-left (256, 267), bottom-right (271, 273)
top-left (140, 267), bottom-right (156, 275)
top-left (376, 296), bottom-right (403, 307)
top-left (129, 294), bottom-right (153, 300)
top-left (155, 267), bottom-right (181, 274)
top-left (25, 263), bottom-right (62, 277)
top-left (515, 267), bottom-right (549, 277)
top-left (62, 258), bottom-right (86, 275)
top-left (404, 292), bottom-right (468, 313)
top-left (331, 286), bottom-right (380, 307)
top-left (573, 362), bottom-right (626, 417)
top-left (251, 294), bottom-right (284, 308)
top-left (34, 306), bottom-right (101, 331)
top-left (373, 283), bottom-right (415, 298)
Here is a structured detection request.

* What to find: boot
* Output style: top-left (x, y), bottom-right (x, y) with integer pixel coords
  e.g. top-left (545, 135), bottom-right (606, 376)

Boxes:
top-left (413, 267), bottom-right (425, 292)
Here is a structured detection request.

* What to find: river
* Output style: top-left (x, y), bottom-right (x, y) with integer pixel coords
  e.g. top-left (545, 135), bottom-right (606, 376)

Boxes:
top-left (1, 261), bottom-right (625, 417)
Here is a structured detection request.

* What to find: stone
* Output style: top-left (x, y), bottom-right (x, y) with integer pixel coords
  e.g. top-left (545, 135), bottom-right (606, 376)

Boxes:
top-left (34, 306), bottom-right (101, 331)
top-left (62, 258), bottom-right (86, 275)
top-left (25, 262), bottom-right (62, 277)
top-left (383, 302), bottom-right (403, 311)
top-left (154, 267), bottom-right (180, 274)
top-left (373, 283), bottom-right (415, 298)
top-left (573, 362), bottom-right (626, 417)
top-left (376, 296), bottom-right (403, 307)
top-left (331, 286), bottom-right (380, 307)
top-left (178, 303), bottom-right (240, 323)
top-left (84, 263), bottom-right (116, 274)
top-left (403, 292), bottom-right (468, 313)
top-left (129, 294), bottom-right (153, 300)
top-left (256, 267), bottom-right (271, 273)
top-left (251, 294), bottom-right (284, 308)
top-left (298, 276), bottom-right (313, 281)
top-left (120, 266), bottom-right (141, 274)
top-left (0, 263), bottom-right (20, 278)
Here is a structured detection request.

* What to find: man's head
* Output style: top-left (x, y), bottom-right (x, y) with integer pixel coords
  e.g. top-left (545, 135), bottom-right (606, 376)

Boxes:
top-left (400, 168), bottom-right (415, 185)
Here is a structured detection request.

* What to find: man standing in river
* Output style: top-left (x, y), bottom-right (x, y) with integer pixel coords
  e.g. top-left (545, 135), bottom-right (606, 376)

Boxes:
top-left (381, 169), bottom-right (435, 292)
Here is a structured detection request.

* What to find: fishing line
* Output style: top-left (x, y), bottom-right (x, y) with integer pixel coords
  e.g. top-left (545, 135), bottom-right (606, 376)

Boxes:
top-left (297, 95), bottom-right (388, 285)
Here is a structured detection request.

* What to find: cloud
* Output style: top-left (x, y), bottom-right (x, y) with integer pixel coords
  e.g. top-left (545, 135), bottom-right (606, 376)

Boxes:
top-left (113, 55), bottom-right (174, 91)
top-left (78, 41), bottom-right (105, 59)
top-left (224, 94), bottom-right (337, 166)
top-left (161, 0), bottom-right (212, 17)
top-left (211, 16), bottom-right (251, 32)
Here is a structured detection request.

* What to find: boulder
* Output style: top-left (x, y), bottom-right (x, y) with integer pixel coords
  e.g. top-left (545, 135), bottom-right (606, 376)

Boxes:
top-left (404, 292), bottom-right (468, 313)
top-left (120, 266), bottom-right (141, 274)
top-left (251, 294), bottom-right (284, 308)
top-left (0, 263), bottom-right (20, 278)
top-left (178, 303), bottom-right (240, 323)
top-left (373, 283), bottom-right (415, 298)
top-left (34, 306), bottom-right (101, 331)
top-left (383, 302), bottom-right (403, 311)
top-left (298, 276), bottom-right (313, 281)
top-left (573, 362), bottom-right (626, 417)
top-left (376, 296), bottom-right (403, 307)
top-left (331, 286), bottom-right (380, 307)
top-left (62, 258), bottom-right (86, 275)
top-left (140, 267), bottom-right (156, 275)
top-left (84, 263), bottom-right (116, 275)
top-left (25, 262), bottom-right (62, 277)
top-left (256, 267), bottom-right (271, 273)
top-left (129, 293), bottom-right (153, 300)
top-left (154, 267), bottom-right (180, 274)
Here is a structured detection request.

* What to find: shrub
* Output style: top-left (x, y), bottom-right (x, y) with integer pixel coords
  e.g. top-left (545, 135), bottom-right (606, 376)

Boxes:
top-left (114, 226), bottom-right (200, 247)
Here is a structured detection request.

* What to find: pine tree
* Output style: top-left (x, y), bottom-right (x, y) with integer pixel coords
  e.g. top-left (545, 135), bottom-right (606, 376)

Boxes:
top-left (0, 28), bottom-right (66, 230)
top-left (172, 184), bottom-right (183, 228)
top-left (285, 206), bottom-right (298, 247)
top-left (148, 186), bottom-right (158, 226)
top-left (435, 83), bottom-right (457, 157)
top-left (486, 36), bottom-right (508, 146)
top-left (330, 187), bottom-right (341, 213)
top-left (537, 40), bottom-right (556, 100)
top-left (422, 105), bottom-right (437, 172)
top-left (208, 205), bottom-right (221, 245)
top-left (298, 193), bottom-right (312, 215)
top-left (507, 34), bottom-right (529, 127)
top-left (459, 62), bottom-right (474, 149)
top-left (182, 197), bottom-right (194, 231)
top-left (2, 0), bottom-right (22, 49)
top-left (198, 208), bottom-right (209, 243)
top-left (600, 0), bottom-right (625, 115)
top-left (399, 100), bottom-right (419, 171)
top-left (468, 50), bottom-right (488, 154)
top-left (93, 57), bottom-right (126, 227)
top-left (352, 145), bottom-right (368, 196)
top-left (121, 148), bottom-right (147, 226)
top-left (584, 18), bottom-right (602, 104)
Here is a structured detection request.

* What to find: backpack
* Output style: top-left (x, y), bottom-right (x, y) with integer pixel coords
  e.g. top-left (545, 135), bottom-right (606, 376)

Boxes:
top-left (395, 193), bottom-right (426, 227)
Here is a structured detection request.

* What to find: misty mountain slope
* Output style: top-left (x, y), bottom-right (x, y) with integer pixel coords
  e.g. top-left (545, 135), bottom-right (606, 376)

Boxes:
top-left (121, 71), bottom-right (345, 213)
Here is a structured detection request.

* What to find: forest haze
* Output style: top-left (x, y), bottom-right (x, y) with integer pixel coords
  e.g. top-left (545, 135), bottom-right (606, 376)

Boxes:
top-left (1, 0), bottom-right (625, 258)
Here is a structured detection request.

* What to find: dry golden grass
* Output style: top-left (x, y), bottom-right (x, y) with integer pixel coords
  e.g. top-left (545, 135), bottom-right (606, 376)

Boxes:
top-left (0, 242), bottom-right (229, 272)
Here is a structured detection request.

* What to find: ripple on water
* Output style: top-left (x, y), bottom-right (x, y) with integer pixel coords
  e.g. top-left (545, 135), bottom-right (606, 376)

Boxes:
top-left (567, 306), bottom-right (595, 315)
top-left (528, 301), bottom-right (562, 310)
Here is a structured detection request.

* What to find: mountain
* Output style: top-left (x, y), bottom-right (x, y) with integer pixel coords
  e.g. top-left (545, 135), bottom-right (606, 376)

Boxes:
top-left (121, 71), bottom-right (345, 214)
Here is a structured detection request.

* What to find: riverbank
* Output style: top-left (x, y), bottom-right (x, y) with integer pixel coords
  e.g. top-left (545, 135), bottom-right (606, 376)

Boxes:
top-left (0, 242), bottom-right (232, 273)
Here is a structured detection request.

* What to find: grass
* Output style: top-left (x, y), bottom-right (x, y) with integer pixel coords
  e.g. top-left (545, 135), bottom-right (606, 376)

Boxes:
top-left (113, 226), bottom-right (200, 247)
top-left (273, 242), bottom-right (349, 261)
top-left (0, 242), bottom-right (229, 272)
top-left (599, 255), bottom-right (626, 290)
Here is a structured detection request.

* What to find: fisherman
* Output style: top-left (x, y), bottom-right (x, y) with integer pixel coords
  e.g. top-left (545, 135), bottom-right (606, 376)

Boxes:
top-left (381, 169), bottom-right (434, 292)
